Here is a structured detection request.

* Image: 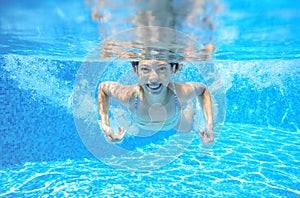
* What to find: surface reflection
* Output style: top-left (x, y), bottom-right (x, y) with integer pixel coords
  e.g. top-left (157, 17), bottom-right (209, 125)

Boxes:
top-left (85, 0), bottom-right (221, 61)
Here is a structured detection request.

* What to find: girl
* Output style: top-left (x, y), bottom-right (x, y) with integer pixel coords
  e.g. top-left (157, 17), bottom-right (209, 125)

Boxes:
top-left (98, 59), bottom-right (214, 144)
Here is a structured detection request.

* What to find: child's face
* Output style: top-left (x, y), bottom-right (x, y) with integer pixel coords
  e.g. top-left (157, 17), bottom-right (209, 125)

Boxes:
top-left (137, 60), bottom-right (173, 94)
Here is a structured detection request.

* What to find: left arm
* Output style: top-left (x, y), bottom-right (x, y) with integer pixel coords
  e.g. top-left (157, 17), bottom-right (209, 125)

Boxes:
top-left (176, 82), bottom-right (214, 144)
top-left (197, 84), bottom-right (214, 144)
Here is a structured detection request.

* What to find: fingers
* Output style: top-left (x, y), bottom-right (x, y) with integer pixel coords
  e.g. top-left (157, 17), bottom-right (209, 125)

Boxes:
top-left (200, 131), bottom-right (208, 144)
top-left (106, 127), bottom-right (126, 143)
top-left (103, 127), bottom-right (117, 142)
top-left (200, 130), bottom-right (214, 144)
top-left (200, 131), bottom-right (205, 138)
top-left (107, 135), bottom-right (113, 142)
top-left (118, 127), bottom-right (126, 137)
top-left (108, 134), bottom-right (121, 142)
top-left (118, 127), bottom-right (124, 134)
top-left (102, 126), bottom-right (126, 142)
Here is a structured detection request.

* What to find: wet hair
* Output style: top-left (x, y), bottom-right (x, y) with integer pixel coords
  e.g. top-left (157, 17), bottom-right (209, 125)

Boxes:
top-left (131, 61), bottom-right (180, 73)
top-left (131, 61), bottom-right (139, 72)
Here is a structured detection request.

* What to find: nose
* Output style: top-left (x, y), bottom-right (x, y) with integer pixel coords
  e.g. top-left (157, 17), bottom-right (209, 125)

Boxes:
top-left (149, 69), bottom-right (159, 82)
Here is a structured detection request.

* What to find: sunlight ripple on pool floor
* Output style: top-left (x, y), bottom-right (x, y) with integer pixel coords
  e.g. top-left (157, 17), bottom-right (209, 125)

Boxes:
top-left (1, 124), bottom-right (299, 197)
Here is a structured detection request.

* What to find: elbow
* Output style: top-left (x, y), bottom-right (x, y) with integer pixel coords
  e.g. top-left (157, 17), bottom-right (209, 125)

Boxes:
top-left (98, 82), bottom-right (105, 89)
top-left (198, 85), bottom-right (212, 103)
top-left (198, 84), bottom-right (208, 96)
top-left (98, 82), bottom-right (108, 97)
top-left (202, 84), bottom-right (212, 95)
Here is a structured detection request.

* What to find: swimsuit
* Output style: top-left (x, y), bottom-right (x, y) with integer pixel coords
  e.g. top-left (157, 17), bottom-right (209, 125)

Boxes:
top-left (132, 84), bottom-right (180, 129)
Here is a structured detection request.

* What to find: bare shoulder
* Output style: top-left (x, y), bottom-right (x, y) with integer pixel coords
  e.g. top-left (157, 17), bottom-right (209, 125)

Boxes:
top-left (174, 82), bottom-right (206, 99)
top-left (98, 81), bottom-right (136, 105)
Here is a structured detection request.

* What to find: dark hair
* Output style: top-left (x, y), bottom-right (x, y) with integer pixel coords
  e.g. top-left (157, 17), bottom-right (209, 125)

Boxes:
top-left (131, 61), bottom-right (180, 73)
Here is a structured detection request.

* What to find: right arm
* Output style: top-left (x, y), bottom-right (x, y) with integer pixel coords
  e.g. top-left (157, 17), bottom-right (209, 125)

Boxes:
top-left (98, 82), bottom-right (111, 128)
top-left (98, 82), bottom-right (131, 142)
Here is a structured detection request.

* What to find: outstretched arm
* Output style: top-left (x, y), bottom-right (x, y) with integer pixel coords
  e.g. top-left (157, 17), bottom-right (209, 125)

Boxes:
top-left (197, 84), bottom-right (214, 144)
top-left (98, 82), bottom-right (126, 142)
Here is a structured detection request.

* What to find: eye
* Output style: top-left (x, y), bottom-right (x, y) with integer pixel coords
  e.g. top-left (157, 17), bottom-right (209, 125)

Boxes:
top-left (158, 66), bottom-right (167, 72)
top-left (140, 66), bottom-right (150, 72)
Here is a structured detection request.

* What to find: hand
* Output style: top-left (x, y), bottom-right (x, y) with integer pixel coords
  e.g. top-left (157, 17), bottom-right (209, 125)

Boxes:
top-left (102, 125), bottom-right (126, 143)
top-left (200, 127), bottom-right (214, 144)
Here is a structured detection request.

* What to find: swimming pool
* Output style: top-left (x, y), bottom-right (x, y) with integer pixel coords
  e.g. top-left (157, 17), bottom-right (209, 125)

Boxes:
top-left (1, 0), bottom-right (299, 197)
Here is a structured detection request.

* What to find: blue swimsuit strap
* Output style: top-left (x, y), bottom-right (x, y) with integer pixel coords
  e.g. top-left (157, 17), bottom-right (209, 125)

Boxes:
top-left (133, 84), bottom-right (180, 126)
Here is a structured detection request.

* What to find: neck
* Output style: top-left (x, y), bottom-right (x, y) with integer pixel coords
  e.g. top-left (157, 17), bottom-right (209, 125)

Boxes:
top-left (141, 85), bottom-right (169, 106)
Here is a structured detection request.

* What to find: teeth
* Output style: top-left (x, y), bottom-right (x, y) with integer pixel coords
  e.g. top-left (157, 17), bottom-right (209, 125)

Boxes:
top-left (147, 84), bottom-right (161, 89)
top-left (149, 84), bottom-right (159, 88)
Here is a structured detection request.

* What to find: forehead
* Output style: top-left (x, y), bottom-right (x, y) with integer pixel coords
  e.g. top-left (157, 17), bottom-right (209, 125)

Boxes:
top-left (139, 59), bottom-right (168, 65)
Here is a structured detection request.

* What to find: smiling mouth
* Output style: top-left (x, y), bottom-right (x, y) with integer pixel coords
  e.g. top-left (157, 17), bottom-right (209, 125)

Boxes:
top-left (146, 83), bottom-right (162, 91)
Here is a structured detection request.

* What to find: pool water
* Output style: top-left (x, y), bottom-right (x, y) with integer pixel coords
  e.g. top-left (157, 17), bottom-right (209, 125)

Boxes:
top-left (1, 124), bottom-right (299, 197)
top-left (1, 0), bottom-right (299, 197)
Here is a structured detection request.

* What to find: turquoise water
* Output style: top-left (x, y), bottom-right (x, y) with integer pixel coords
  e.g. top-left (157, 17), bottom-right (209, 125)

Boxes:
top-left (1, 0), bottom-right (299, 197)
top-left (1, 124), bottom-right (299, 197)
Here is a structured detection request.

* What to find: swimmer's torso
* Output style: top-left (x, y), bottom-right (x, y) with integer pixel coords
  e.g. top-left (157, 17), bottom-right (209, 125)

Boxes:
top-left (127, 83), bottom-right (182, 131)
top-left (131, 84), bottom-right (180, 131)
top-left (104, 81), bottom-right (201, 131)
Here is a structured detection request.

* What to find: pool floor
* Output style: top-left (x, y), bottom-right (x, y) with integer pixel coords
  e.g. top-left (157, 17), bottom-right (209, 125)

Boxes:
top-left (1, 123), bottom-right (299, 197)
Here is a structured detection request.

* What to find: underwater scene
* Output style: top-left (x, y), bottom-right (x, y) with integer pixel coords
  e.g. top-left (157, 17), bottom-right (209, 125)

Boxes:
top-left (1, 0), bottom-right (299, 197)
